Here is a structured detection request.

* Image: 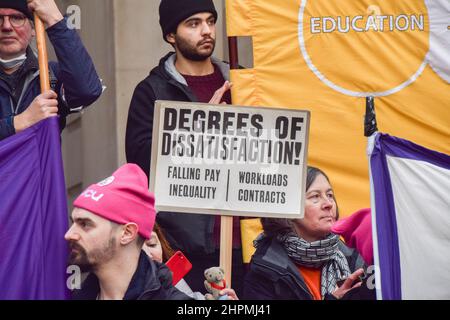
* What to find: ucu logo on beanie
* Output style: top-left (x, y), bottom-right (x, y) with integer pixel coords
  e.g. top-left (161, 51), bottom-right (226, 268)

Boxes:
top-left (73, 164), bottom-right (156, 239)
top-left (81, 189), bottom-right (104, 202)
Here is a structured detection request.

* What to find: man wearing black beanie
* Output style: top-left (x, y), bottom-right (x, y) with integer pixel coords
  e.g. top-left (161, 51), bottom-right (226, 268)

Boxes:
top-left (126, 0), bottom-right (245, 296)
top-left (0, 0), bottom-right (102, 141)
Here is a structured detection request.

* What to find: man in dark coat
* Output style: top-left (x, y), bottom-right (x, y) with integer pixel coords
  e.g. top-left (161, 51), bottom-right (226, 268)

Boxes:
top-left (125, 0), bottom-right (245, 295)
top-left (0, 0), bottom-right (102, 141)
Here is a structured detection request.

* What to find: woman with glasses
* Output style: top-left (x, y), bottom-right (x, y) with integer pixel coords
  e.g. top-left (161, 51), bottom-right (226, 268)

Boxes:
top-left (243, 166), bottom-right (369, 300)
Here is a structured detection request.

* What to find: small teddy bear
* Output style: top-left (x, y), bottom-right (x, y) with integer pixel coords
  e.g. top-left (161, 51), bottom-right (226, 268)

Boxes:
top-left (204, 267), bottom-right (228, 300)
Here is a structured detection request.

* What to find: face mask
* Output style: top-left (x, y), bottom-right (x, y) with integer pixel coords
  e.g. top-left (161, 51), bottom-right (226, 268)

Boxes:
top-left (0, 54), bottom-right (27, 70)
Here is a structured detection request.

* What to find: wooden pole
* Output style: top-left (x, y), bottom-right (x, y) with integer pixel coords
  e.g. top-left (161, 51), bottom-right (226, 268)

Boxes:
top-left (218, 37), bottom-right (241, 288)
top-left (34, 13), bottom-right (50, 92)
top-left (219, 216), bottom-right (233, 287)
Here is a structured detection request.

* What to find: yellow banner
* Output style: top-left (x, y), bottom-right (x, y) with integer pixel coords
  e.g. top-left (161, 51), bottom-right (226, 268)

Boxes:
top-left (227, 0), bottom-right (450, 219)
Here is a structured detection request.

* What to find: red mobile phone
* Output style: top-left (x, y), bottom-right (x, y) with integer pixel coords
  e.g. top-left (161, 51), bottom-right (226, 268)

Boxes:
top-left (165, 251), bottom-right (192, 285)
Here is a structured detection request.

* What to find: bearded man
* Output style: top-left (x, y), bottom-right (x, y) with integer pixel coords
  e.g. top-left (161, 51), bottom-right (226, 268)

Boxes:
top-left (65, 164), bottom-right (191, 300)
top-left (125, 0), bottom-right (245, 296)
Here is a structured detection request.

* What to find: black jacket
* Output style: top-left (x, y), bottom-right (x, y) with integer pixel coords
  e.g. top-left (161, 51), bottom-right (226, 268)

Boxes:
top-left (0, 18), bottom-right (102, 140)
top-left (125, 52), bottom-right (197, 177)
top-left (243, 236), bottom-right (372, 300)
top-left (125, 52), bottom-right (229, 255)
top-left (72, 251), bottom-right (192, 300)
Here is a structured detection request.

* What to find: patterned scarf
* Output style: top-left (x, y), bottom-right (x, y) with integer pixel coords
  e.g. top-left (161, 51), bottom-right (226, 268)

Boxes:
top-left (257, 232), bottom-right (351, 298)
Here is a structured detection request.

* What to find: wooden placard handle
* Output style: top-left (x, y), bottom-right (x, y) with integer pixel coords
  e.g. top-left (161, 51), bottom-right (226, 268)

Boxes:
top-left (219, 215), bottom-right (233, 287)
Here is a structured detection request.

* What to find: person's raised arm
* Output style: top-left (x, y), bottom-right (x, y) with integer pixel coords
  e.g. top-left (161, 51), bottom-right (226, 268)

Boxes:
top-left (28, 0), bottom-right (102, 110)
top-left (27, 0), bottom-right (63, 29)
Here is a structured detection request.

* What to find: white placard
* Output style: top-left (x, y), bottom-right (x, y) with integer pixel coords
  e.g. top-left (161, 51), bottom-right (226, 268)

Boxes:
top-left (149, 101), bottom-right (310, 219)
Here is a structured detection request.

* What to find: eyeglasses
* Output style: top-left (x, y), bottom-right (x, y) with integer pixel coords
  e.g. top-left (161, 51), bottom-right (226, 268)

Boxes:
top-left (0, 14), bottom-right (27, 28)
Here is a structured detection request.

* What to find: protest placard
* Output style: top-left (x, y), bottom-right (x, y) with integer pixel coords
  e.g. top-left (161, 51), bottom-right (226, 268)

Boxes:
top-left (150, 100), bottom-right (310, 219)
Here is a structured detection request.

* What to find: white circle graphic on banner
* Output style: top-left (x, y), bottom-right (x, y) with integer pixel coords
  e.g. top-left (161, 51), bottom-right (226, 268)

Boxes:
top-left (298, 0), bottom-right (430, 97)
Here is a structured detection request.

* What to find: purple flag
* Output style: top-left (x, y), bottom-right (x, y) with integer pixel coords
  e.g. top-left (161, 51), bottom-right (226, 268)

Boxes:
top-left (369, 133), bottom-right (450, 300)
top-left (0, 118), bottom-right (69, 300)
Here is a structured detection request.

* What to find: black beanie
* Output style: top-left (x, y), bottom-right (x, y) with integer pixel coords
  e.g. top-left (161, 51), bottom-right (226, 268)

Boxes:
top-left (0, 0), bottom-right (33, 20)
top-left (159, 0), bottom-right (218, 42)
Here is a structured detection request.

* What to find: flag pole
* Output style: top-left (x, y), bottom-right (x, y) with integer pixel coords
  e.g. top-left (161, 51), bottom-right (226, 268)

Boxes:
top-left (364, 97), bottom-right (378, 137)
top-left (34, 13), bottom-right (50, 92)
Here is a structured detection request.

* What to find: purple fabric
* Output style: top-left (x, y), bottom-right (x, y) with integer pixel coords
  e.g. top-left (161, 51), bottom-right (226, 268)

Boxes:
top-left (371, 134), bottom-right (404, 300)
top-left (0, 118), bottom-right (69, 300)
top-left (370, 133), bottom-right (450, 300)
top-left (372, 134), bottom-right (450, 170)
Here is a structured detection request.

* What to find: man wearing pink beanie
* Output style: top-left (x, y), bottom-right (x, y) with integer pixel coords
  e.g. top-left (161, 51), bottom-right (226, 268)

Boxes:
top-left (65, 164), bottom-right (191, 300)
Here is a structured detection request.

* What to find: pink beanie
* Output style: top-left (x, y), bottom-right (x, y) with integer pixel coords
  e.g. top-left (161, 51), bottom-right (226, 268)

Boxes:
top-left (73, 164), bottom-right (156, 240)
top-left (331, 208), bottom-right (373, 265)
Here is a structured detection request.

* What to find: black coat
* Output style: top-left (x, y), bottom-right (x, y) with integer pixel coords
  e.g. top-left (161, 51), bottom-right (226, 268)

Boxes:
top-left (243, 236), bottom-right (373, 300)
top-left (125, 52), bottom-right (197, 178)
top-left (125, 52), bottom-right (229, 255)
top-left (72, 251), bottom-right (192, 300)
